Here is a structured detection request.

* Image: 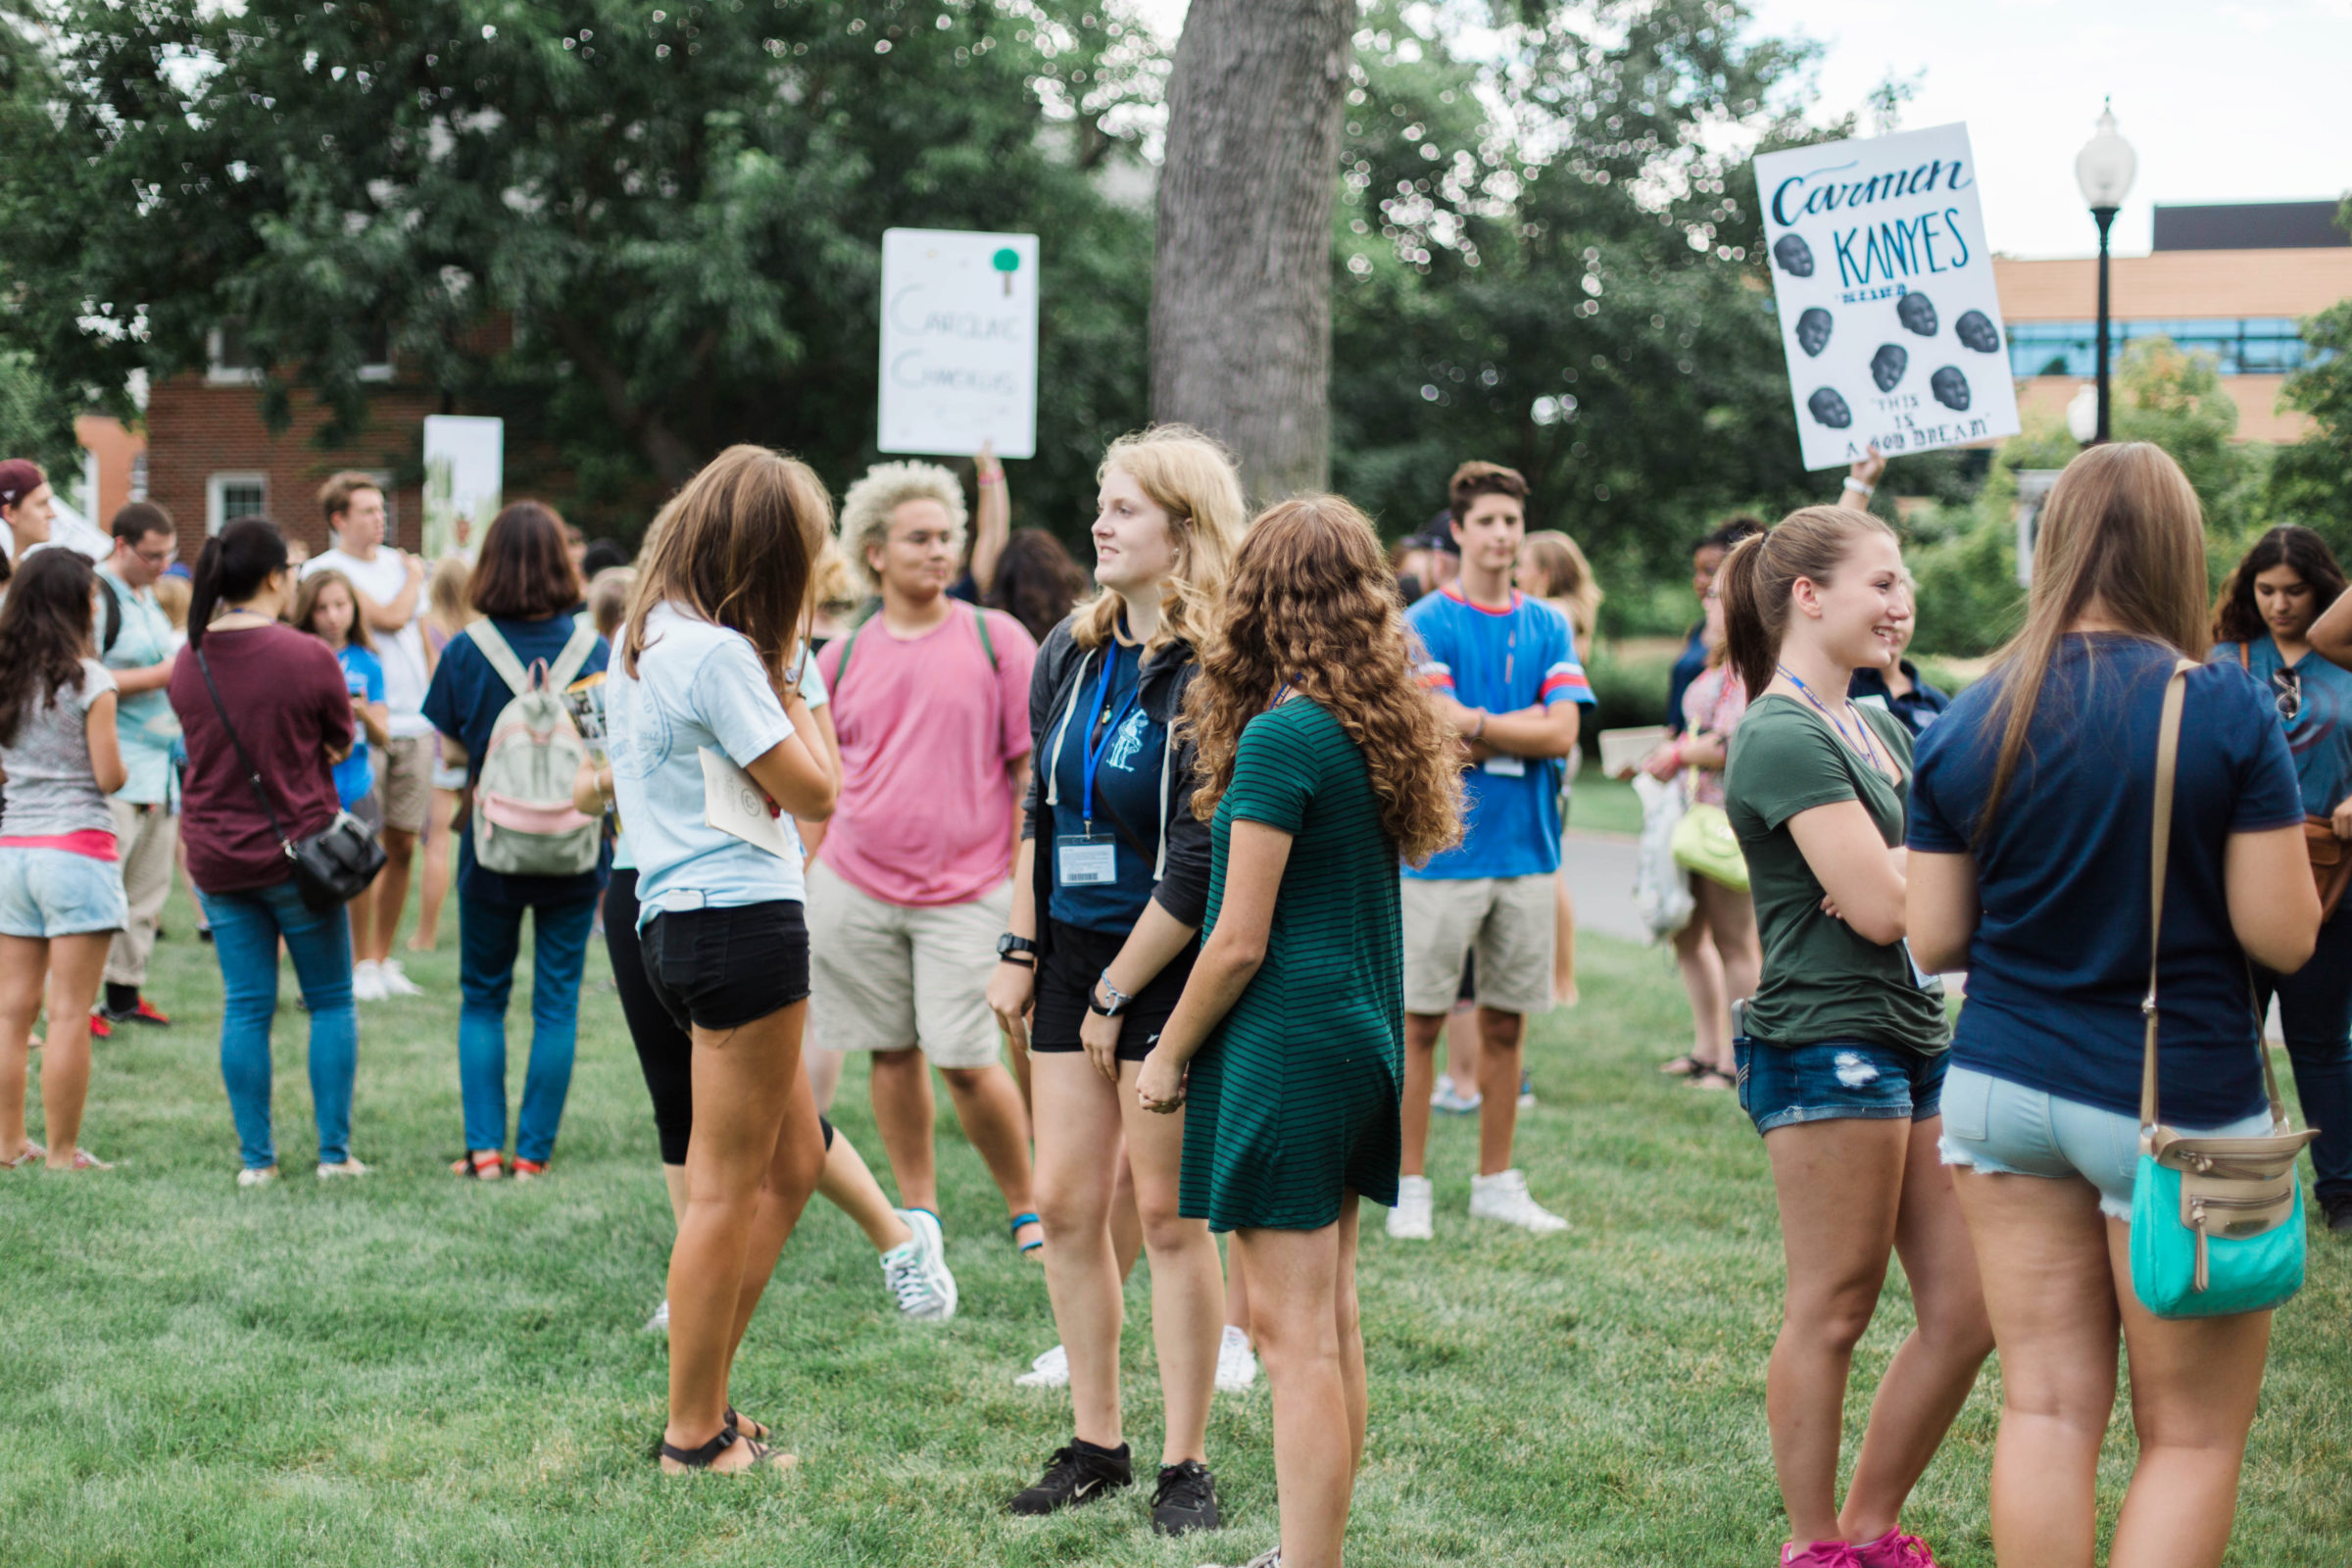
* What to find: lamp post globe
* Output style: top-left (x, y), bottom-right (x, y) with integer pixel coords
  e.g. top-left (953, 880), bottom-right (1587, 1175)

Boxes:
top-left (2075, 101), bottom-right (2136, 445)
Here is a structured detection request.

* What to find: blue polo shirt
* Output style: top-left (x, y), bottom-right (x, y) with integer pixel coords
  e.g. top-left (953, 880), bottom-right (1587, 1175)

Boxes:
top-left (1404, 588), bottom-right (1594, 880)
top-left (1908, 635), bottom-right (2304, 1126)
top-left (2215, 637), bottom-right (2352, 819)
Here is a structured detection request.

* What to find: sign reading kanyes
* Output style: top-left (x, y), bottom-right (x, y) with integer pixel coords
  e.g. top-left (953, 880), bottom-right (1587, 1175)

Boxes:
top-left (1754, 123), bottom-right (2019, 472)
top-left (878, 227), bottom-right (1039, 460)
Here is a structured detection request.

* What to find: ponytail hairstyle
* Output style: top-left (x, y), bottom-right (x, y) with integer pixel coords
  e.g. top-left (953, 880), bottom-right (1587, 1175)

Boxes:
top-left (186, 517), bottom-right (291, 651)
top-left (0, 548), bottom-right (100, 743)
top-left (1974, 441), bottom-right (2209, 841)
top-left (1717, 505), bottom-right (1896, 702)
top-left (621, 445), bottom-right (831, 680)
top-left (1076, 424), bottom-right (1248, 663)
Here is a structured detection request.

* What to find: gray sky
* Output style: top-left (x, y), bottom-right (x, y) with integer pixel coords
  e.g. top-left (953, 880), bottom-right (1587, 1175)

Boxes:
top-left (1136, 1), bottom-right (2352, 260)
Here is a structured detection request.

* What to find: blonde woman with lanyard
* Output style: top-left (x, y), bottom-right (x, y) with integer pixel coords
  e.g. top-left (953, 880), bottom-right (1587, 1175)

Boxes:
top-left (1718, 507), bottom-right (1991, 1568)
top-left (985, 426), bottom-right (1244, 1536)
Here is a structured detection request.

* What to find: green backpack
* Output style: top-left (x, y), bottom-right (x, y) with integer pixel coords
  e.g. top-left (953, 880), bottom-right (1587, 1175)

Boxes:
top-left (466, 618), bottom-right (603, 878)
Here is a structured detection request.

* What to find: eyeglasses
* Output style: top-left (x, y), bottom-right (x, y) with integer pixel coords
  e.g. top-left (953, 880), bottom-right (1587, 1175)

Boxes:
top-left (2273, 666), bottom-right (2302, 723)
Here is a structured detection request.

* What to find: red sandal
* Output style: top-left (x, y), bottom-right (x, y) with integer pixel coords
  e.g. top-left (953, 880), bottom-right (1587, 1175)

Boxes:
top-left (452, 1150), bottom-right (504, 1179)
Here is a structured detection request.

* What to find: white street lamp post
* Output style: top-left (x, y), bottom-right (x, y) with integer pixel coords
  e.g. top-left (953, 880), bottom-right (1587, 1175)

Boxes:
top-left (2074, 101), bottom-right (2137, 445)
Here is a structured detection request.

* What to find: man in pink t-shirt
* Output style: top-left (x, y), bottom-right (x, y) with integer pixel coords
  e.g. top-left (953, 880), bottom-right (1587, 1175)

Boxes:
top-left (812, 460), bottom-right (1044, 1254)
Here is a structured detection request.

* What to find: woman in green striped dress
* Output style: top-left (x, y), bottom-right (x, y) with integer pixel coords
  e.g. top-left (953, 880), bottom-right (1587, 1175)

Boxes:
top-left (1138, 496), bottom-right (1463, 1568)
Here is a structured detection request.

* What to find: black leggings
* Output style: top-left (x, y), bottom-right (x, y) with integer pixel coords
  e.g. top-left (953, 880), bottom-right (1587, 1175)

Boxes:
top-left (606, 868), bottom-right (831, 1166)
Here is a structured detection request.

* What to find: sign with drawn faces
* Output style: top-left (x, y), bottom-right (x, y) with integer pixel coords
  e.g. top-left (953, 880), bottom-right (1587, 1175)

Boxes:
top-left (1753, 123), bottom-right (2020, 472)
top-left (878, 227), bottom-right (1040, 460)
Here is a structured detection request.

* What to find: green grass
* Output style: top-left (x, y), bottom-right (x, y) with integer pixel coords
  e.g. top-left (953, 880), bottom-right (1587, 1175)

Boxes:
top-left (1571, 771), bottom-right (1642, 837)
top-left (5, 907), bottom-right (2348, 1566)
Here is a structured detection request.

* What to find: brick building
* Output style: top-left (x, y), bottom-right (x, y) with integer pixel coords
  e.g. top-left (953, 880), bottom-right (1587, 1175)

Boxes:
top-left (1992, 199), bottom-right (2351, 445)
top-left (143, 330), bottom-right (434, 565)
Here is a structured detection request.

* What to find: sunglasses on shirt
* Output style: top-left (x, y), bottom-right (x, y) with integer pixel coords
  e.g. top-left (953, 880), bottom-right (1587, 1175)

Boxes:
top-left (2272, 666), bottom-right (2302, 723)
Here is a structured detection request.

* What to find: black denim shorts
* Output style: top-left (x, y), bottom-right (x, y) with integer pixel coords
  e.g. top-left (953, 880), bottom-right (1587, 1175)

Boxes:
top-left (1030, 918), bottom-right (1197, 1063)
top-left (640, 899), bottom-right (809, 1034)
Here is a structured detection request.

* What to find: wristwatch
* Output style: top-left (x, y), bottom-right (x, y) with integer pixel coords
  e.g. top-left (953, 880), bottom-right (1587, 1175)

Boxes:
top-left (1090, 972), bottom-right (1135, 1018)
top-left (996, 933), bottom-right (1038, 967)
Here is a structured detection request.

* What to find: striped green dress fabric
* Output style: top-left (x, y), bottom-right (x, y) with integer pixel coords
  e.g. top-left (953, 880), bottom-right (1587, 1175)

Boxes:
top-left (1178, 698), bottom-right (1405, 1233)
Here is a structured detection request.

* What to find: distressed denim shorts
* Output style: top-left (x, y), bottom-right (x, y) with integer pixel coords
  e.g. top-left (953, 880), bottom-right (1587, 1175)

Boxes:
top-left (0, 846), bottom-right (128, 939)
top-left (1734, 1036), bottom-right (1948, 1136)
top-left (1937, 1065), bottom-right (2276, 1222)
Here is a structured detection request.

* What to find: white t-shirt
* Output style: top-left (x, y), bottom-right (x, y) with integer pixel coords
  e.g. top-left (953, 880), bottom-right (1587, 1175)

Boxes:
top-left (305, 545), bottom-right (431, 736)
top-left (606, 602), bottom-right (819, 922)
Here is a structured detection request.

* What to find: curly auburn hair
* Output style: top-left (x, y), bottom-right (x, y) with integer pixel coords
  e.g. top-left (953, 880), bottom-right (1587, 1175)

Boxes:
top-left (1183, 495), bottom-right (1463, 865)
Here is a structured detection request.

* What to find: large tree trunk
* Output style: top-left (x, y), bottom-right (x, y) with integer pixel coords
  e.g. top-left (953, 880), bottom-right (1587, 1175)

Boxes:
top-left (1152, 0), bottom-right (1353, 506)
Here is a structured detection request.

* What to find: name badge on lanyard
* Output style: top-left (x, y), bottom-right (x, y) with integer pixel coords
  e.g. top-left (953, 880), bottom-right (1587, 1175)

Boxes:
top-left (1059, 648), bottom-right (1143, 889)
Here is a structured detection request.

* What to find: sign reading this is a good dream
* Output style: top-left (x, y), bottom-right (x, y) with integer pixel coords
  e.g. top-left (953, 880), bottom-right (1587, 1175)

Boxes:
top-left (877, 227), bottom-right (1039, 460)
top-left (1753, 123), bottom-right (2019, 472)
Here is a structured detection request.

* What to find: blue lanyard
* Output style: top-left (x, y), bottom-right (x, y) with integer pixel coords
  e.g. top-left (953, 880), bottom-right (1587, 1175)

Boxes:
top-left (1778, 663), bottom-right (1887, 773)
top-left (1076, 644), bottom-right (1144, 830)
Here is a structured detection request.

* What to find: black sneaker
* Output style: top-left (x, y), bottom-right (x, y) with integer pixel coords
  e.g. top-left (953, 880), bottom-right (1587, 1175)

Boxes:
top-left (1151, 1458), bottom-right (1221, 1536)
top-left (2325, 1194), bottom-right (2352, 1235)
top-left (1006, 1440), bottom-right (1131, 1516)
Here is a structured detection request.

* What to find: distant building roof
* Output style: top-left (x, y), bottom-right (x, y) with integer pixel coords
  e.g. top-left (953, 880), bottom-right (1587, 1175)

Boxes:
top-left (2152, 201), bottom-right (2347, 252)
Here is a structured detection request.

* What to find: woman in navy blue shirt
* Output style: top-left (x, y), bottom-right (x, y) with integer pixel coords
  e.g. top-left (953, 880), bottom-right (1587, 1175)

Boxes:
top-left (1908, 444), bottom-right (2319, 1568)
top-left (421, 503), bottom-right (609, 1181)
top-left (2212, 524), bottom-right (2352, 1235)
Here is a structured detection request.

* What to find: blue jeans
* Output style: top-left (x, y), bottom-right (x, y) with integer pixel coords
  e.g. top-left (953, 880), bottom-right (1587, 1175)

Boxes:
top-left (1734, 1036), bottom-right (1947, 1136)
top-left (198, 880), bottom-right (358, 1170)
top-left (2259, 905), bottom-right (2352, 1203)
top-left (458, 893), bottom-right (597, 1163)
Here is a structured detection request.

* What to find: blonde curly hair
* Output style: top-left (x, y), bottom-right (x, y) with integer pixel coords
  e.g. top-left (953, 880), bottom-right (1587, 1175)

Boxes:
top-left (1075, 424), bottom-right (1247, 663)
top-left (1184, 495), bottom-right (1463, 865)
top-left (839, 461), bottom-right (968, 595)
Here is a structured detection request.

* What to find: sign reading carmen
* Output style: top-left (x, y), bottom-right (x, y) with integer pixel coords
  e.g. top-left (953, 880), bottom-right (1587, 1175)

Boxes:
top-left (1753, 124), bottom-right (2020, 472)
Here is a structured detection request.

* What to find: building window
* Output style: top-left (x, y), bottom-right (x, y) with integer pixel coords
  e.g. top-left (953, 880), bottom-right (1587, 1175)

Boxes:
top-left (2007, 317), bottom-right (2330, 379)
top-left (129, 453), bottom-right (148, 503)
top-left (206, 472), bottom-right (270, 535)
top-left (206, 322), bottom-right (265, 386)
top-left (358, 325), bottom-right (395, 383)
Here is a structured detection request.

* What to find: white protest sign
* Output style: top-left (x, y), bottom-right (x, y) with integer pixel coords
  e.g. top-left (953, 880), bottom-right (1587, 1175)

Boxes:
top-left (1754, 123), bottom-right (2019, 472)
top-left (877, 227), bottom-right (1039, 459)
top-left (422, 415), bottom-right (502, 561)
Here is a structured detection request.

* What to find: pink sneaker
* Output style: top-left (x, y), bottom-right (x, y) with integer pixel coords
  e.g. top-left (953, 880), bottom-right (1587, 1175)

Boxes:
top-left (1854, 1530), bottom-right (1942, 1568)
top-left (1782, 1544), bottom-right (1867, 1568)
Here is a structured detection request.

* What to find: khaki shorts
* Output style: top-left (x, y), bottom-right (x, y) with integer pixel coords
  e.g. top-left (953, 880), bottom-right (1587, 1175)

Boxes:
top-left (1400, 873), bottom-right (1557, 1016)
top-left (807, 858), bottom-right (1009, 1070)
top-left (378, 733), bottom-right (432, 834)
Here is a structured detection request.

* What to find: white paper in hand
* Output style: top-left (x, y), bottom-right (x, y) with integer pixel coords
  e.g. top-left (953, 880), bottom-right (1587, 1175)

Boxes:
top-left (701, 747), bottom-right (793, 858)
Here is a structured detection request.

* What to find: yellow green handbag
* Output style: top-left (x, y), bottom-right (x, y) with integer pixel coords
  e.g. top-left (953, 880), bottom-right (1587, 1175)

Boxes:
top-left (1670, 773), bottom-right (1749, 893)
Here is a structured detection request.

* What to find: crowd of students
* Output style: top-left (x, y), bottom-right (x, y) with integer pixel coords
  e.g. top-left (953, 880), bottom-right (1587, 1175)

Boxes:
top-left (3, 425), bottom-right (2348, 1568)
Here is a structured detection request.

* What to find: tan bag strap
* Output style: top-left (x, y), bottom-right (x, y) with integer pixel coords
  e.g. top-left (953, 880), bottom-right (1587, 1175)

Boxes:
top-left (2141, 659), bottom-right (2293, 1135)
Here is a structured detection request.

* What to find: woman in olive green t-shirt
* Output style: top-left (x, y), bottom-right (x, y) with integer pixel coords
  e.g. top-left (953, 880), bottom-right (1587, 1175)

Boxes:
top-left (1136, 497), bottom-right (1461, 1568)
top-left (1716, 506), bottom-right (1989, 1568)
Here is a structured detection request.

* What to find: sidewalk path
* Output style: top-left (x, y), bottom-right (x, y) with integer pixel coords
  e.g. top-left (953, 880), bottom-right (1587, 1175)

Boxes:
top-left (1563, 831), bottom-right (1646, 945)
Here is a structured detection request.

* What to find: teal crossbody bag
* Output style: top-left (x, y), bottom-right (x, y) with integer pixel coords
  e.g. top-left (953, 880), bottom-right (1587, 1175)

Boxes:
top-left (2128, 661), bottom-right (2318, 1319)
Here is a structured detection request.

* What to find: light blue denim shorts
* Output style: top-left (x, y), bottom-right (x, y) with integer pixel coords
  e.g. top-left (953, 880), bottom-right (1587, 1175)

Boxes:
top-left (1938, 1065), bottom-right (2276, 1222)
top-left (0, 846), bottom-right (129, 939)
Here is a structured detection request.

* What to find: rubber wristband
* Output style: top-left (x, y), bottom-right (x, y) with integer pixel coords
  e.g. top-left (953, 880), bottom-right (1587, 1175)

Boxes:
top-left (1842, 477), bottom-right (1875, 497)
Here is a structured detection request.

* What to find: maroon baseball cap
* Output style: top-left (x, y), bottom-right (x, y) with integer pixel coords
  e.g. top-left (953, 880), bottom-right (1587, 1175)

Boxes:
top-left (0, 459), bottom-right (45, 510)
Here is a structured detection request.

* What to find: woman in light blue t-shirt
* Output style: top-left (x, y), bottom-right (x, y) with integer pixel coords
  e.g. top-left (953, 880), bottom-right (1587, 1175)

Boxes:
top-left (601, 446), bottom-right (838, 1478)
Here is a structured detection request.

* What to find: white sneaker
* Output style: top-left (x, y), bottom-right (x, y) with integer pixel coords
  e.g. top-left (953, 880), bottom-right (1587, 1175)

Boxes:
top-left (1468, 1168), bottom-right (1568, 1234)
top-left (375, 958), bottom-right (425, 998)
top-left (1386, 1174), bottom-right (1434, 1240)
top-left (1429, 1075), bottom-right (1483, 1115)
top-left (1013, 1342), bottom-right (1070, 1388)
top-left (1215, 1323), bottom-right (1259, 1392)
top-left (882, 1207), bottom-right (957, 1322)
top-left (236, 1165), bottom-right (277, 1188)
top-left (317, 1157), bottom-right (370, 1179)
top-left (643, 1298), bottom-right (670, 1334)
top-left (351, 960), bottom-right (387, 1003)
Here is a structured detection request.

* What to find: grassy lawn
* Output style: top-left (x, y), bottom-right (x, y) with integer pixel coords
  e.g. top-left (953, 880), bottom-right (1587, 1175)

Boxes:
top-left (5, 903), bottom-right (2348, 1566)
top-left (1570, 772), bottom-right (1642, 837)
